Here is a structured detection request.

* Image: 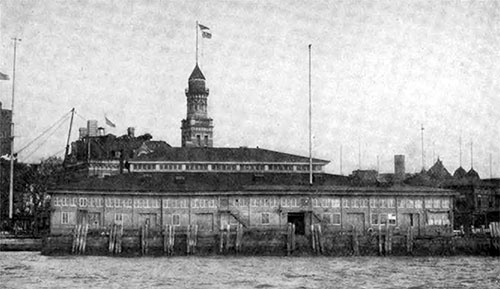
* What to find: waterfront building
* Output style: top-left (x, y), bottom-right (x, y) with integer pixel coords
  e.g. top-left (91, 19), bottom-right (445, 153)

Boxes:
top-left (50, 64), bottom-right (457, 239)
top-left (49, 172), bottom-right (455, 236)
top-left (65, 65), bottom-right (328, 178)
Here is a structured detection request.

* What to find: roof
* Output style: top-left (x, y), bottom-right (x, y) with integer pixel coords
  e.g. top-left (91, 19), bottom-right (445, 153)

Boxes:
top-left (51, 172), bottom-right (455, 195)
top-left (466, 168), bottom-right (480, 180)
top-left (189, 64), bottom-right (205, 80)
top-left (133, 146), bottom-right (330, 164)
top-left (427, 158), bottom-right (452, 180)
top-left (453, 167), bottom-right (467, 179)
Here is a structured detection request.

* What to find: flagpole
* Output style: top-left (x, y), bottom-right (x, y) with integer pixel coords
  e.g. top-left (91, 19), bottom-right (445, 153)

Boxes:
top-left (421, 124), bottom-right (425, 172)
top-left (308, 44), bottom-right (312, 186)
top-left (9, 37), bottom-right (20, 220)
top-left (196, 21), bottom-right (199, 64)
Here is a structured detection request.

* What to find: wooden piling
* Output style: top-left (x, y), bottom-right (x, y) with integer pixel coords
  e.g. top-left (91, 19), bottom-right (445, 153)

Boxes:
top-left (352, 226), bottom-right (359, 256)
top-left (225, 224), bottom-right (231, 252)
top-left (384, 224), bottom-right (390, 255)
top-left (219, 223), bottom-right (224, 254)
top-left (406, 226), bottom-right (413, 254)
top-left (163, 225), bottom-right (174, 255)
top-left (386, 225), bottom-right (392, 255)
top-left (193, 225), bottom-right (198, 254)
top-left (71, 224), bottom-right (80, 254)
top-left (141, 223), bottom-right (149, 255)
top-left (286, 223), bottom-right (292, 256)
top-left (236, 224), bottom-right (243, 253)
top-left (116, 225), bottom-right (123, 254)
top-left (80, 224), bottom-right (89, 254)
top-left (186, 225), bottom-right (191, 254)
top-left (317, 224), bottom-right (323, 254)
top-left (109, 225), bottom-right (115, 254)
top-left (311, 225), bottom-right (316, 253)
top-left (140, 225), bottom-right (144, 255)
top-left (378, 224), bottom-right (383, 256)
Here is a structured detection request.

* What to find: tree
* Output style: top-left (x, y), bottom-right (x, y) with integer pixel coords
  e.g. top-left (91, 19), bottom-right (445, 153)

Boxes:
top-left (0, 156), bottom-right (64, 235)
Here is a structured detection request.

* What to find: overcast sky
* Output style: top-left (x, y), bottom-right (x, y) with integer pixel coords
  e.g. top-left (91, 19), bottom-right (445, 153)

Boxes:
top-left (1, 0), bottom-right (499, 177)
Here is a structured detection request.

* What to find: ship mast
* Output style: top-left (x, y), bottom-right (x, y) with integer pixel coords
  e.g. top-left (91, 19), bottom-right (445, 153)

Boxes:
top-left (9, 38), bottom-right (21, 219)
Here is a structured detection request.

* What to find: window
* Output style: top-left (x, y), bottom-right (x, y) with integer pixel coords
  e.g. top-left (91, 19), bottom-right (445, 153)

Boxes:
top-left (261, 213), bottom-right (270, 225)
top-left (371, 213), bottom-right (379, 225)
top-left (61, 212), bottom-right (69, 224)
top-left (388, 213), bottom-right (396, 225)
top-left (332, 214), bottom-right (341, 225)
top-left (114, 213), bottom-right (123, 224)
top-left (323, 213), bottom-right (332, 224)
top-left (172, 214), bottom-right (180, 226)
top-left (204, 135), bottom-right (208, 146)
top-left (380, 213), bottom-right (388, 225)
top-left (196, 135), bottom-right (201, 146)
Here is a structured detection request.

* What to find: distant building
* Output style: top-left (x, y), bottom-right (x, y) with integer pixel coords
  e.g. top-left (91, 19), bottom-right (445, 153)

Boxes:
top-left (0, 101), bottom-right (12, 156)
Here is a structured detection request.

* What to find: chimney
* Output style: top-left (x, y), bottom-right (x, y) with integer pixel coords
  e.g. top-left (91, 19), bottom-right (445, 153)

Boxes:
top-left (79, 127), bottom-right (88, 140)
top-left (394, 155), bottom-right (405, 183)
top-left (87, 120), bottom-right (98, 137)
top-left (127, 127), bottom-right (135, 138)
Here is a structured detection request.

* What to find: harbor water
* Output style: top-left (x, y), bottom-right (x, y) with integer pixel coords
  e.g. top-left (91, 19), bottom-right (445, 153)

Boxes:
top-left (1, 252), bottom-right (499, 289)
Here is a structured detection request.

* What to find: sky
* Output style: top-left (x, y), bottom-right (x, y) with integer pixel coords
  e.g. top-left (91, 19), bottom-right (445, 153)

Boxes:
top-left (0, 0), bottom-right (499, 177)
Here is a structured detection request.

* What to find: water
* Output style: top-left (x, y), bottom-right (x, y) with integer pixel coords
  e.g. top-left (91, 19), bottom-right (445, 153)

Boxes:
top-left (1, 252), bottom-right (499, 289)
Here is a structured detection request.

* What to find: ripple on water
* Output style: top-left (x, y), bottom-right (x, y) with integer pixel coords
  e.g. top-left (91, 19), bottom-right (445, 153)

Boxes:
top-left (0, 253), bottom-right (499, 289)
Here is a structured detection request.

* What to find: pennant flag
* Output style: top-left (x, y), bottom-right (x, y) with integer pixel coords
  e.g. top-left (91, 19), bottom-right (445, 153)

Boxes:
top-left (0, 72), bottom-right (9, 80)
top-left (105, 116), bottom-right (116, 128)
top-left (198, 24), bottom-right (212, 39)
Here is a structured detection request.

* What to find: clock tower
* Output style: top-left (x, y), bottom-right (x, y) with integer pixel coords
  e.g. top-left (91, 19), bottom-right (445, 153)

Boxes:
top-left (181, 64), bottom-right (213, 147)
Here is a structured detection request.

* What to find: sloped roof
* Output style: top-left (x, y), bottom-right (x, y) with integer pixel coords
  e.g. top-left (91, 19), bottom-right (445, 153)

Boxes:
top-left (466, 168), bottom-right (480, 180)
top-left (427, 158), bottom-right (452, 180)
top-left (51, 172), bottom-right (454, 195)
top-left (133, 146), bottom-right (330, 164)
top-left (189, 64), bottom-right (205, 80)
top-left (453, 166), bottom-right (467, 179)
top-left (53, 172), bottom-right (348, 192)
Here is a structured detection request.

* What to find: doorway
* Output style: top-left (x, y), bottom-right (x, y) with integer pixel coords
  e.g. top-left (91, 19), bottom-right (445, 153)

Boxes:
top-left (287, 212), bottom-right (305, 235)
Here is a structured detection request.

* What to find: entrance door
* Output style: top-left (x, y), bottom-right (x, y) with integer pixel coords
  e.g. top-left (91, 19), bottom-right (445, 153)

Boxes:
top-left (76, 210), bottom-right (88, 225)
top-left (287, 212), bottom-right (305, 235)
top-left (346, 213), bottom-right (365, 231)
top-left (196, 213), bottom-right (214, 231)
top-left (401, 213), bottom-right (420, 235)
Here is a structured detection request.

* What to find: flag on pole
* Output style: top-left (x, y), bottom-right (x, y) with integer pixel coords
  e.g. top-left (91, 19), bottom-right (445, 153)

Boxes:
top-left (0, 72), bottom-right (9, 80)
top-left (105, 116), bottom-right (116, 128)
top-left (198, 24), bottom-right (212, 39)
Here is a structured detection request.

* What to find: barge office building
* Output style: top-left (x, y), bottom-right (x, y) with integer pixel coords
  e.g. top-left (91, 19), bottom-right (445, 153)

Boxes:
top-left (46, 64), bottom-right (457, 255)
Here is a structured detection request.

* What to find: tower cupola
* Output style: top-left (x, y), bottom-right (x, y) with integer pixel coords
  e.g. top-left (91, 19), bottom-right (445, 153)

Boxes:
top-left (181, 64), bottom-right (213, 147)
top-left (188, 64), bottom-right (207, 94)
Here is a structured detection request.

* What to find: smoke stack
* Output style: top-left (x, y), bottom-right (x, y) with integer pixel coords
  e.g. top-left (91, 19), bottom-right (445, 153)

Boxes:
top-left (394, 155), bottom-right (405, 183)
top-left (127, 127), bottom-right (135, 138)
top-left (87, 120), bottom-right (98, 137)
